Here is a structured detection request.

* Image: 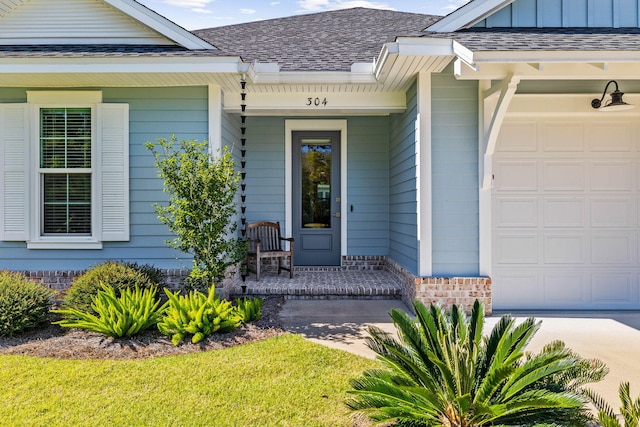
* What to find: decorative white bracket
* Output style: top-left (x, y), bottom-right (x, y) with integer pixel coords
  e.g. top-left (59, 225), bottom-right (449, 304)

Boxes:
top-left (480, 74), bottom-right (521, 190)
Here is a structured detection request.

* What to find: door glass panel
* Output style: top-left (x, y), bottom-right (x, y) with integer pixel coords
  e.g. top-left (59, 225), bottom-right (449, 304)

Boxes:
top-left (300, 139), bottom-right (331, 228)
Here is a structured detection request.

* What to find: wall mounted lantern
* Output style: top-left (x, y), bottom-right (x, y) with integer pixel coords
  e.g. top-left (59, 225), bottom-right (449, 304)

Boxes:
top-left (591, 80), bottom-right (634, 111)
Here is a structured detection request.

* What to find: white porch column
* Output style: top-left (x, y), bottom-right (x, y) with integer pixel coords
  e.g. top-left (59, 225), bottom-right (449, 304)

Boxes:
top-left (208, 84), bottom-right (223, 153)
top-left (478, 75), bottom-right (520, 276)
top-left (416, 71), bottom-right (432, 277)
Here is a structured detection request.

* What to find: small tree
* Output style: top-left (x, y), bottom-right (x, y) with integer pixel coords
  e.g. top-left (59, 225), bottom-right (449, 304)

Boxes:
top-left (146, 136), bottom-right (243, 289)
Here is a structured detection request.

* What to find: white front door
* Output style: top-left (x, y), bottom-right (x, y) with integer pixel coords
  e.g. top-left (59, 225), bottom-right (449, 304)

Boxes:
top-left (492, 116), bottom-right (640, 309)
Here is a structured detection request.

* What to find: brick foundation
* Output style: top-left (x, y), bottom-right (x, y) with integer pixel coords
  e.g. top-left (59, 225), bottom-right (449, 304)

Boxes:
top-left (17, 269), bottom-right (191, 294)
top-left (14, 257), bottom-right (492, 313)
top-left (383, 259), bottom-right (492, 315)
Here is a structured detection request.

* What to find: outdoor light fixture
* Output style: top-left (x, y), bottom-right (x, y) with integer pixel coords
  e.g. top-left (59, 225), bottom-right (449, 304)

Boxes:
top-left (591, 80), bottom-right (635, 111)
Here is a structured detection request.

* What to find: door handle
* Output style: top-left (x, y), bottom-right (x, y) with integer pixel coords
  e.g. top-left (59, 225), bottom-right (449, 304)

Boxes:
top-left (333, 212), bottom-right (341, 218)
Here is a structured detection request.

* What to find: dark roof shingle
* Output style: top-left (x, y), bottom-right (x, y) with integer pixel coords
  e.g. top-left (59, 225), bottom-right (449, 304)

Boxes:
top-left (194, 7), bottom-right (441, 71)
top-left (424, 27), bottom-right (640, 52)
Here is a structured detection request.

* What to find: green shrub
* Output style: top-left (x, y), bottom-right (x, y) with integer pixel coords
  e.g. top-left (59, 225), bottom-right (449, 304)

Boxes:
top-left (0, 271), bottom-right (55, 337)
top-left (121, 261), bottom-right (165, 287)
top-left (158, 285), bottom-right (242, 346)
top-left (63, 261), bottom-right (157, 314)
top-left (53, 285), bottom-right (165, 338)
top-left (235, 297), bottom-right (263, 323)
top-left (347, 300), bottom-right (599, 427)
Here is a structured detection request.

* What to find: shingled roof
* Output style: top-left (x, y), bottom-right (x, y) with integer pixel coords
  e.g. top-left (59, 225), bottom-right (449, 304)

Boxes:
top-left (194, 8), bottom-right (441, 72)
top-left (425, 27), bottom-right (640, 52)
top-left (0, 45), bottom-right (235, 58)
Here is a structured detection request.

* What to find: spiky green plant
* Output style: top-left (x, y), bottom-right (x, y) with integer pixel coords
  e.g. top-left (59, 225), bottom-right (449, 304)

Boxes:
top-left (53, 285), bottom-right (165, 338)
top-left (157, 285), bottom-right (242, 346)
top-left (235, 297), bottom-right (263, 323)
top-left (347, 300), bottom-right (598, 427)
top-left (586, 382), bottom-right (640, 427)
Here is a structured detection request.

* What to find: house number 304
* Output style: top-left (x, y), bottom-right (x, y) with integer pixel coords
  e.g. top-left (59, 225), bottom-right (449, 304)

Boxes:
top-left (306, 97), bottom-right (328, 106)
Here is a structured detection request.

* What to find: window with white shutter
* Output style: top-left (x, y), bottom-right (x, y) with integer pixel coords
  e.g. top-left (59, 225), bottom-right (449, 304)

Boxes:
top-left (0, 91), bottom-right (129, 249)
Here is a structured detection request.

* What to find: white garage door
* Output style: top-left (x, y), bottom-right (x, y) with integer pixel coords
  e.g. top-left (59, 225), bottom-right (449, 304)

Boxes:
top-left (492, 117), bottom-right (640, 309)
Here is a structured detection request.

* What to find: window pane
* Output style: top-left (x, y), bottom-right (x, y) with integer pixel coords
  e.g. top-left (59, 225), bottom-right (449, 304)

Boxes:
top-left (300, 141), bottom-right (331, 228)
top-left (40, 108), bottom-right (91, 168)
top-left (42, 173), bottom-right (91, 235)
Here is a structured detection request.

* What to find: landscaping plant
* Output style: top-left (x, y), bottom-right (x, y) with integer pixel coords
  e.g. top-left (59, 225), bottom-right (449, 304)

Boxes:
top-left (235, 297), bottom-right (263, 323)
top-left (146, 136), bottom-right (244, 291)
top-left (53, 285), bottom-right (165, 338)
top-left (347, 300), bottom-right (601, 427)
top-left (0, 271), bottom-right (55, 336)
top-left (587, 382), bottom-right (640, 427)
top-left (157, 285), bottom-right (242, 346)
top-left (63, 261), bottom-right (160, 314)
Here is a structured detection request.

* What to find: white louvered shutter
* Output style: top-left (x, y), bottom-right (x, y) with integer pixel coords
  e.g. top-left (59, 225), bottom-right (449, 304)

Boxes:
top-left (0, 104), bottom-right (28, 241)
top-left (98, 103), bottom-right (129, 241)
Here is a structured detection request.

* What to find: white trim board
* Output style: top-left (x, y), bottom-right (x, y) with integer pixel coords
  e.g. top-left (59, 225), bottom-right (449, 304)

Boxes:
top-left (284, 119), bottom-right (348, 258)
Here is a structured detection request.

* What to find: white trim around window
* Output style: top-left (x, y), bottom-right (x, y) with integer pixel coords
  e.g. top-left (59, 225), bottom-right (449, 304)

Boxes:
top-left (0, 91), bottom-right (130, 249)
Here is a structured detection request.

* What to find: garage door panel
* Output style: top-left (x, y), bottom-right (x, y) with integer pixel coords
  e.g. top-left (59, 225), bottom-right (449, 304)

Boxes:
top-left (495, 161), bottom-right (537, 191)
top-left (493, 116), bottom-right (640, 310)
top-left (588, 122), bottom-right (635, 152)
top-left (498, 122), bottom-right (538, 152)
top-left (543, 122), bottom-right (584, 152)
top-left (544, 273), bottom-right (585, 303)
top-left (495, 234), bottom-right (538, 264)
top-left (544, 234), bottom-right (585, 264)
top-left (495, 197), bottom-right (537, 227)
top-left (591, 273), bottom-right (634, 303)
top-left (591, 161), bottom-right (633, 191)
top-left (543, 161), bottom-right (585, 191)
top-left (591, 198), bottom-right (634, 228)
top-left (591, 233), bottom-right (634, 264)
top-left (495, 272), bottom-right (541, 307)
top-left (543, 197), bottom-right (585, 227)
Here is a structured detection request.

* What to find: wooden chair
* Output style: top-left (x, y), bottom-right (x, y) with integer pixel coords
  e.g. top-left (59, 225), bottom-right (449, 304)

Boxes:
top-left (245, 221), bottom-right (294, 281)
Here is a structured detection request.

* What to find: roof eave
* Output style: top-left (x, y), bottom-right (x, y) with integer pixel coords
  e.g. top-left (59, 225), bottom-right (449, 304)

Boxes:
top-left (426, 0), bottom-right (516, 32)
top-left (104, 0), bottom-right (215, 50)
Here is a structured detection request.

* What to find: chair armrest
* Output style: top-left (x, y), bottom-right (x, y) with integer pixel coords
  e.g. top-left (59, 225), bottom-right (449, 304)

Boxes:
top-left (280, 237), bottom-right (294, 242)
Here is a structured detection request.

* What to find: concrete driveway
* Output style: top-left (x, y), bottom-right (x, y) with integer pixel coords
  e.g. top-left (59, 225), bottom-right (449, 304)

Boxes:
top-left (280, 299), bottom-right (640, 407)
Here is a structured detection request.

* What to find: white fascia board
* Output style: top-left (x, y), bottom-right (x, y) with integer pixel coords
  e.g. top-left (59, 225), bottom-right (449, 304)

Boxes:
top-left (427, 0), bottom-right (515, 32)
top-left (103, 0), bottom-right (215, 50)
top-left (374, 39), bottom-right (454, 82)
top-left (453, 40), bottom-right (476, 67)
top-left (0, 56), bottom-right (242, 73)
top-left (395, 37), bottom-right (455, 56)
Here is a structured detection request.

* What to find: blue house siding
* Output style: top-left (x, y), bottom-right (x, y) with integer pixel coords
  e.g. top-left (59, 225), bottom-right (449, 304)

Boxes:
top-left (476, 0), bottom-right (640, 27)
top-left (244, 117), bottom-right (287, 227)
top-left (389, 82), bottom-right (418, 274)
top-left (244, 116), bottom-right (390, 256)
top-left (345, 117), bottom-right (389, 256)
top-left (0, 86), bottom-right (208, 271)
top-left (431, 68), bottom-right (479, 276)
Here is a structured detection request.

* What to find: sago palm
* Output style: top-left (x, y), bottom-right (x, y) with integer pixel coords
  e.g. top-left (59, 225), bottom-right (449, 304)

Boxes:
top-left (347, 300), bottom-right (599, 427)
top-left (586, 382), bottom-right (640, 427)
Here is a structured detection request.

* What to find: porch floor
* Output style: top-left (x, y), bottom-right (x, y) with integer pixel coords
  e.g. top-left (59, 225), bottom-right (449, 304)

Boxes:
top-left (229, 267), bottom-right (402, 299)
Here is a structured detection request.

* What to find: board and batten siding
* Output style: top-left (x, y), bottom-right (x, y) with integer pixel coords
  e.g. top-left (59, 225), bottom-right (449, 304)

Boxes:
top-left (0, 86), bottom-right (208, 271)
top-left (475, 0), bottom-right (640, 28)
top-left (431, 68), bottom-right (479, 276)
top-left (389, 82), bottom-right (419, 274)
top-left (244, 116), bottom-right (390, 256)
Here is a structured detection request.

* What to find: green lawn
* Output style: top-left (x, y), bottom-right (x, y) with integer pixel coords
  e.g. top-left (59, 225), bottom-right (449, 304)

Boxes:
top-left (0, 334), bottom-right (377, 427)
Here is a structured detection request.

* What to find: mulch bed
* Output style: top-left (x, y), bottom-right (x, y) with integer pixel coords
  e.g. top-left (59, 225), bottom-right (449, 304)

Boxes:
top-left (0, 296), bottom-right (286, 360)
